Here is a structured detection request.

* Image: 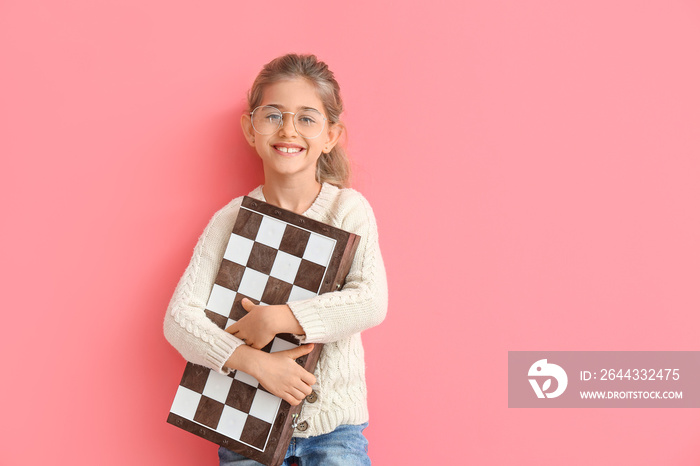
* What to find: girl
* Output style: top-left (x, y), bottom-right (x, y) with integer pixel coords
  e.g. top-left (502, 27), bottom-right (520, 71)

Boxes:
top-left (164, 54), bottom-right (388, 466)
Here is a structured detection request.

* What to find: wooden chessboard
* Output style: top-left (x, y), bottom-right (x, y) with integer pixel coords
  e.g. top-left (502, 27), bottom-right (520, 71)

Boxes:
top-left (168, 196), bottom-right (360, 465)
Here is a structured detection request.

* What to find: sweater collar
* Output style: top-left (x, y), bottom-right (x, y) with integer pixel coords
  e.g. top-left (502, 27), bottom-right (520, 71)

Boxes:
top-left (247, 182), bottom-right (336, 221)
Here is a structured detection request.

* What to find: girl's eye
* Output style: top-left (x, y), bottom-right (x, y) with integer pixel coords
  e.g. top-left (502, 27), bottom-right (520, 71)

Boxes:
top-left (297, 115), bottom-right (317, 126)
top-left (265, 113), bottom-right (282, 122)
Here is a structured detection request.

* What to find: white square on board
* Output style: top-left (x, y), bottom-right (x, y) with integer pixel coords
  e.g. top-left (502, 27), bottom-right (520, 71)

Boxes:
top-left (234, 370), bottom-right (259, 387)
top-left (269, 251), bottom-right (302, 284)
top-left (170, 386), bottom-right (201, 420)
top-left (202, 370), bottom-right (234, 404)
top-left (206, 284), bottom-right (236, 317)
top-left (256, 216), bottom-right (286, 249)
top-left (302, 234), bottom-right (335, 266)
top-left (288, 285), bottom-right (317, 302)
top-left (217, 406), bottom-right (248, 441)
top-left (223, 234), bottom-right (254, 266)
top-left (238, 268), bottom-right (268, 301)
top-left (270, 337), bottom-right (298, 353)
top-left (249, 389), bottom-right (281, 424)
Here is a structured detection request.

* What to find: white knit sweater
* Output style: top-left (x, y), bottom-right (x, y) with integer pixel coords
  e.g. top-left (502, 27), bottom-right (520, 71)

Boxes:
top-left (164, 182), bottom-right (388, 438)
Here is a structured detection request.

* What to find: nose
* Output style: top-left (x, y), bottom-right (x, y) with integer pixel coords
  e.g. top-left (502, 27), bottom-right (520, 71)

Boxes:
top-left (278, 112), bottom-right (298, 137)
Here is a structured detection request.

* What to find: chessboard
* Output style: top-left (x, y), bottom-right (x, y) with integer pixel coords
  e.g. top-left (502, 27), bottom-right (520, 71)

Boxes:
top-left (168, 196), bottom-right (360, 466)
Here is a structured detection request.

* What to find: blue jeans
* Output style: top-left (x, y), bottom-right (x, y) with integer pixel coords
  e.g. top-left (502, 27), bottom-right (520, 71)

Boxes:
top-left (218, 423), bottom-right (370, 466)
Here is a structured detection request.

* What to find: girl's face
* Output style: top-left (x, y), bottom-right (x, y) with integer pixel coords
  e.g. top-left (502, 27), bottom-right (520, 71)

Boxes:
top-left (241, 78), bottom-right (342, 185)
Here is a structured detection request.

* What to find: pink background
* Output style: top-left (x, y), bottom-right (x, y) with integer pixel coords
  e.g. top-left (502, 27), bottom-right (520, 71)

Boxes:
top-left (2, 1), bottom-right (699, 464)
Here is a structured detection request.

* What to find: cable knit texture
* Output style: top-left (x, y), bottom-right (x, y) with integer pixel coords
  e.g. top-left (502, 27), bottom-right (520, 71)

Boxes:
top-left (164, 182), bottom-right (388, 438)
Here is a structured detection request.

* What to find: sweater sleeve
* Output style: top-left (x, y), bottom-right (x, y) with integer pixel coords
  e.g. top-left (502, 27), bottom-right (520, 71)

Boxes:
top-left (287, 191), bottom-right (388, 343)
top-left (163, 198), bottom-right (245, 374)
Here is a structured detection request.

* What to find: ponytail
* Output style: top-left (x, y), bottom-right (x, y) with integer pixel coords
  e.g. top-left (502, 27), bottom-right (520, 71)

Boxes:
top-left (317, 144), bottom-right (350, 188)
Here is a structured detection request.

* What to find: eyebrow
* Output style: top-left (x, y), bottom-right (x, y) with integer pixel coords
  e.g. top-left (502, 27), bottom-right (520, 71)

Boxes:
top-left (265, 104), bottom-right (322, 113)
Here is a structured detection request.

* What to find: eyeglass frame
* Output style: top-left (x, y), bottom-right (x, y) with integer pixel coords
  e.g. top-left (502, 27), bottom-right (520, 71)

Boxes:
top-left (249, 105), bottom-right (328, 139)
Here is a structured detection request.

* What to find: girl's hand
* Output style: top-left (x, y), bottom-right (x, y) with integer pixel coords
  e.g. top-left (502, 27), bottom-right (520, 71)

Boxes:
top-left (227, 344), bottom-right (317, 406)
top-left (226, 298), bottom-right (277, 349)
top-left (255, 344), bottom-right (317, 406)
top-left (226, 299), bottom-right (305, 349)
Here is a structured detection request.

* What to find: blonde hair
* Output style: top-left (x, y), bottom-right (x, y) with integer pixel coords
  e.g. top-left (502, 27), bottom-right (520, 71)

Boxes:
top-left (247, 54), bottom-right (351, 188)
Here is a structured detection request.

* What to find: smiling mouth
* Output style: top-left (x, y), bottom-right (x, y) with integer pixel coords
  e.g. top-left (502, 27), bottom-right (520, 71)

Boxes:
top-left (274, 145), bottom-right (304, 154)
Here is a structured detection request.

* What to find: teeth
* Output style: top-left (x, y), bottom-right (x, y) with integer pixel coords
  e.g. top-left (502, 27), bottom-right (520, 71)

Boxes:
top-left (276, 146), bottom-right (302, 153)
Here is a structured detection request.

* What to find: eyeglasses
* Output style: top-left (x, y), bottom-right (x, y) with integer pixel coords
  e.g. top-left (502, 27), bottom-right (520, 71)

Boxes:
top-left (250, 105), bottom-right (327, 139)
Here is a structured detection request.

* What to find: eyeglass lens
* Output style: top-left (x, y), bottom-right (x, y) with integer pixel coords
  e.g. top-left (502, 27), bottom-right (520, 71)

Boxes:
top-left (251, 106), bottom-right (326, 139)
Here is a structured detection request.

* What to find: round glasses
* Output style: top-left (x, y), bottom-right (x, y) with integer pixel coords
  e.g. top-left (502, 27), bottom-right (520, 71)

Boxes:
top-left (250, 105), bottom-right (327, 139)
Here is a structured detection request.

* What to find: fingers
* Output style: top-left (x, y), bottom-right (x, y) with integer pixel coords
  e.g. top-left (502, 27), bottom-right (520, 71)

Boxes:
top-left (296, 381), bottom-right (313, 397)
top-left (283, 346), bottom-right (318, 389)
top-left (282, 392), bottom-right (302, 406)
top-left (301, 369), bottom-right (317, 387)
top-left (225, 325), bottom-right (252, 348)
top-left (281, 380), bottom-right (313, 406)
top-left (254, 348), bottom-right (317, 406)
top-left (282, 345), bottom-right (317, 385)
top-left (288, 386), bottom-right (307, 402)
top-left (285, 343), bottom-right (315, 360)
top-left (273, 380), bottom-right (308, 406)
top-left (241, 298), bottom-right (255, 312)
top-left (224, 323), bottom-right (246, 344)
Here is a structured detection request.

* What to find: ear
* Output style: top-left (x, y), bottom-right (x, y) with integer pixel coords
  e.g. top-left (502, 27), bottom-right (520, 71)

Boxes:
top-left (322, 122), bottom-right (344, 153)
top-left (241, 113), bottom-right (256, 147)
